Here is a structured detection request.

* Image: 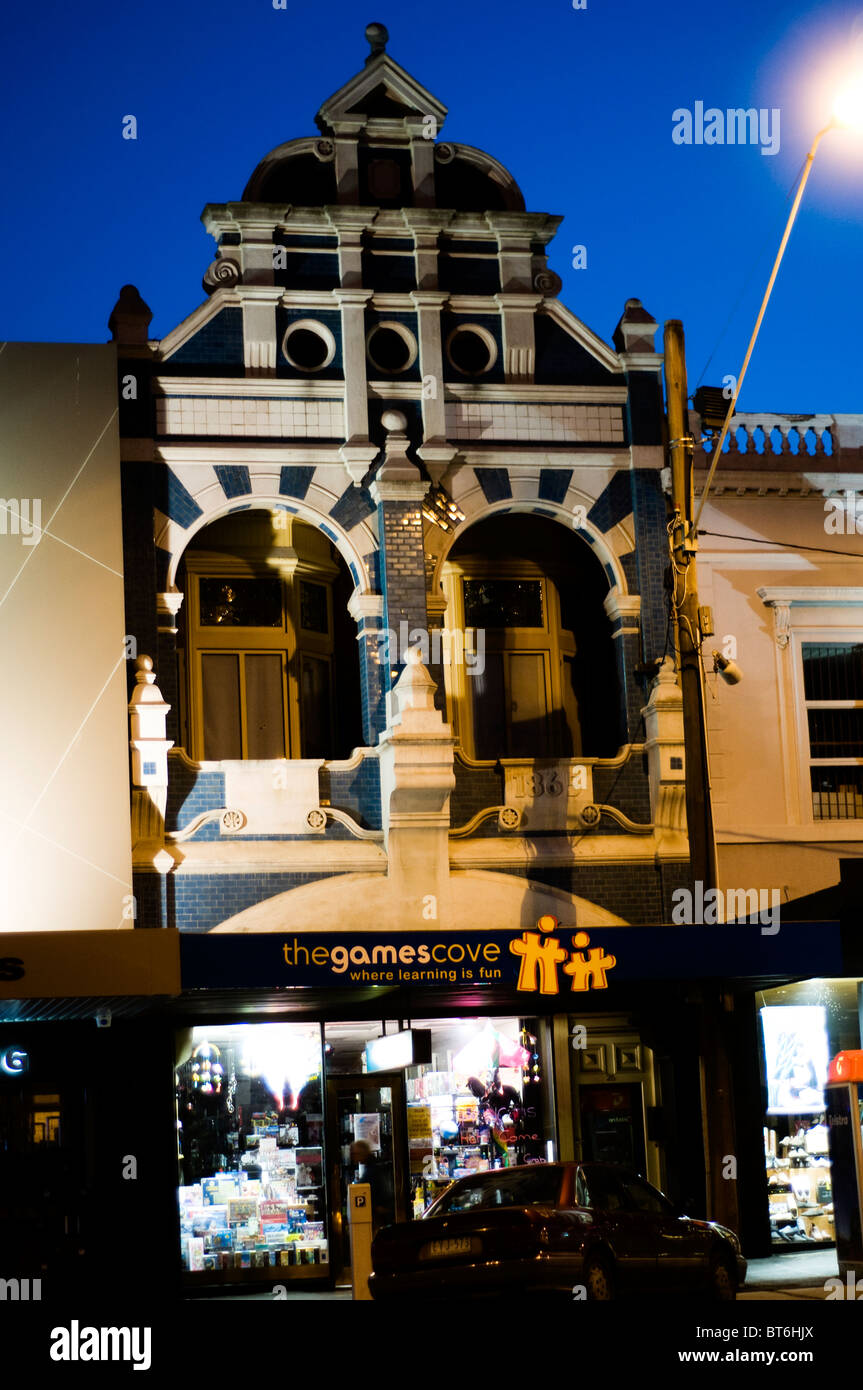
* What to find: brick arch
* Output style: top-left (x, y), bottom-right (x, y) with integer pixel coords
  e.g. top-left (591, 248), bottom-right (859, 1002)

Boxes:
top-left (153, 463), bottom-right (379, 597)
top-left (427, 494), bottom-right (630, 600)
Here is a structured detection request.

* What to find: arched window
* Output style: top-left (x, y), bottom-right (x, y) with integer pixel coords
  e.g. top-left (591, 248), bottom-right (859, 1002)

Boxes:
top-left (441, 514), bottom-right (621, 761)
top-left (176, 512), bottom-right (361, 761)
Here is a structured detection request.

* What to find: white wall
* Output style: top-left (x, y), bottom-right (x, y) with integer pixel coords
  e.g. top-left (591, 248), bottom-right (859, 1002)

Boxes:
top-left (0, 344), bottom-right (132, 930)
top-left (698, 491), bottom-right (863, 903)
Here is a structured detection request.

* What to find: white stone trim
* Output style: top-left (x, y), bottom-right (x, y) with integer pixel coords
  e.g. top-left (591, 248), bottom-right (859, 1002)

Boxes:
top-left (154, 377), bottom-right (345, 399)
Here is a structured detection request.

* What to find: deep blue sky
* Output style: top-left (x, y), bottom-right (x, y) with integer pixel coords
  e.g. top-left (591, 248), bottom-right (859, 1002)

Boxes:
top-left (3, 0), bottom-right (863, 412)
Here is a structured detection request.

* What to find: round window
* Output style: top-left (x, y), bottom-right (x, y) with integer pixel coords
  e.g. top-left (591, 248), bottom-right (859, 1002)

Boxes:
top-left (282, 320), bottom-right (336, 372)
top-left (366, 323), bottom-right (417, 375)
top-left (446, 325), bottom-right (496, 377)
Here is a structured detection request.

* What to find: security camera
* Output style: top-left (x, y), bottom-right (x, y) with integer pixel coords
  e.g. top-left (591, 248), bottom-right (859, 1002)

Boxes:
top-left (95, 1010), bottom-right (112, 1029)
top-left (712, 651), bottom-right (743, 684)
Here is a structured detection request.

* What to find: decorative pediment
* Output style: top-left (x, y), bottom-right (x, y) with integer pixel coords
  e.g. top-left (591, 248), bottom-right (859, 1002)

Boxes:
top-left (316, 49), bottom-right (447, 137)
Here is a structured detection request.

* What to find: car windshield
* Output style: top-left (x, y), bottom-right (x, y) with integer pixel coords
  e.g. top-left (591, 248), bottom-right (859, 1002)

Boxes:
top-left (431, 1165), bottom-right (563, 1215)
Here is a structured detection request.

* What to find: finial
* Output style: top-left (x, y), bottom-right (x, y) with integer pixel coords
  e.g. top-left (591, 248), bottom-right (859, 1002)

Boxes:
top-left (365, 21), bottom-right (389, 59)
top-left (381, 408), bottom-right (407, 434)
top-left (134, 654), bottom-right (156, 686)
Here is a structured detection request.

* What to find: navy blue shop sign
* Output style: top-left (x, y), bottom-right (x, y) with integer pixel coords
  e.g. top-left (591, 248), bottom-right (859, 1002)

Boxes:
top-left (180, 921), bottom-right (843, 994)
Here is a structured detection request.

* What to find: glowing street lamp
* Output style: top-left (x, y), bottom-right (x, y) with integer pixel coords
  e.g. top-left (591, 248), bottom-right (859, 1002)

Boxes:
top-left (693, 83), bottom-right (863, 527)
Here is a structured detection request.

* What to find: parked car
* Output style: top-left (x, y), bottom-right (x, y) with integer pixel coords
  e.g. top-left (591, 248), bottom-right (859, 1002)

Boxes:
top-left (369, 1162), bottom-right (746, 1301)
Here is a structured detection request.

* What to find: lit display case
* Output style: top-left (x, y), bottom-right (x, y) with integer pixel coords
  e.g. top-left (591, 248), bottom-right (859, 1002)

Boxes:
top-left (176, 1023), bottom-right (328, 1282)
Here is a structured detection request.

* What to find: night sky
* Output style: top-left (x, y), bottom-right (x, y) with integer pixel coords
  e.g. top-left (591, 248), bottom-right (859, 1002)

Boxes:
top-left (3, 0), bottom-right (862, 411)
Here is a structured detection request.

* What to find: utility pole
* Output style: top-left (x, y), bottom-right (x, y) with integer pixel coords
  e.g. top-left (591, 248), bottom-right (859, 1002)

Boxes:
top-left (663, 319), bottom-right (716, 891)
top-left (663, 319), bottom-right (737, 1234)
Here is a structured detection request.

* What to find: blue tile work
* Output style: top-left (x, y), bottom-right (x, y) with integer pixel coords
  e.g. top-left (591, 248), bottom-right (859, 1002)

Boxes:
top-left (274, 253), bottom-right (340, 291)
top-left (475, 468), bottom-right (512, 504)
top-left (359, 629), bottom-right (386, 745)
top-left (171, 872), bottom-right (343, 932)
top-left (166, 308), bottom-right (245, 366)
top-left (322, 757), bottom-right (382, 830)
top-left (533, 317), bottom-right (620, 388)
top-left (538, 468), bottom-right (573, 504)
top-left (450, 760), bottom-right (505, 827)
top-left (155, 546), bottom-right (172, 591)
top-left (588, 471), bottom-right (632, 534)
top-left (132, 872), bottom-right (168, 929)
top-left (493, 864), bottom-right (667, 925)
top-left (329, 484), bottom-right (375, 533)
top-left (592, 750), bottom-right (651, 823)
top-left (622, 630), bottom-right (649, 742)
top-left (214, 465), bottom-right (252, 499)
top-left (155, 469), bottom-right (203, 528)
top-left (166, 761), bottom-right (226, 832)
top-left (279, 466), bottom-right (315, 500)
top-left (629, 470), bottom-right (670, 664)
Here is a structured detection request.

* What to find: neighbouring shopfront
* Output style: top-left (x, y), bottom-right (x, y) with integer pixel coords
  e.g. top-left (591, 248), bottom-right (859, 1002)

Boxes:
top-left (758, 976), bottom-right (863, 1250)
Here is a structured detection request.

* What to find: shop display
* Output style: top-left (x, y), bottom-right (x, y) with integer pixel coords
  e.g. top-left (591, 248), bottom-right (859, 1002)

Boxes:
top-left (404, 1018), bottom-right (546, 1216)
top-left (764, 1119), bottom-right (834, 1245)
top-left (177, 1024), bottom-right (327, 1278)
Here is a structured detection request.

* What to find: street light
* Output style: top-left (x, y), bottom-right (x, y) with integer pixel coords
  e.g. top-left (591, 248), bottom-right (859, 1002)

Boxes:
top-left (693, 78), bottom-right (863, 527)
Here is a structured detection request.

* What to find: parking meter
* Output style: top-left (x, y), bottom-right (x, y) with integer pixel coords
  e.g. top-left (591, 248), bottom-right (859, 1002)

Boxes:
top-left (826, 1051), bottom-right (863, 1279)
top-left (348, 1182), bottom-right (373, 1301)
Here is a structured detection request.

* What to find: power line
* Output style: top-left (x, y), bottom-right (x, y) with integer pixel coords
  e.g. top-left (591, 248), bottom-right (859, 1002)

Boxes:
top-left (698, 528), bottom-right (863, 560)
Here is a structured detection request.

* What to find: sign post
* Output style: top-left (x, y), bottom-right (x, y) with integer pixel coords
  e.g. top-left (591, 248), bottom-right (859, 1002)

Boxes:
top-left (348, 1182), bottom-right (373, 1301)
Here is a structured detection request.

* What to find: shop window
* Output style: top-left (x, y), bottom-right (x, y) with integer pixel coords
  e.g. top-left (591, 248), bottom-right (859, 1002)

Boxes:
top-left (759, 980), bottom-right (861, 1248)
top-left (803, 642), bottom-right (863, 819)
top-left (403, 1016), bottom-right (549, 1217)
top-left (176, 1024), bottom-right (328, 1283)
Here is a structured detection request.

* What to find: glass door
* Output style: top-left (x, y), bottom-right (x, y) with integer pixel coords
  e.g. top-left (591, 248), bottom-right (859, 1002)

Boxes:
top-left (326, 1074), bottom-right (408, 1283)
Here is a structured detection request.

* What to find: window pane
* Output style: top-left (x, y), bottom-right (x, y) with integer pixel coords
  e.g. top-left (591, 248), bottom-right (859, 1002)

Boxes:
top-left (245, 655), bottom-right (286, 759)
top-left (618, 1175), bottom-right (671, 1215)
top-left (200, 577), bottom-right (282, 627)
top-left (509, 653), bottom-right (549, 758)
top-left (301, 656), bottom-right (331, 758)
top-left (463, 579), bottom-right (543, 628)
top-left (299, 581), bottom-right (329, 634)
top-left (579, 1167), bottom-right (625, 1211)
top-left (471, 651), bottom-right (505, 759)
top-left (202, 654), bottom-right (242, 760)
top-left (802, 643), bottom-right (863, 700)
top-left (807, 708), bottom-right (863, 759)
top-left (811, 767), bottom-right (863, 819)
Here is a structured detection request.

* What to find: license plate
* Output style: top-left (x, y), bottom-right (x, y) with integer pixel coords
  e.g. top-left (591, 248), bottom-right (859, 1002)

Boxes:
top-left (419, 1236), bottom-right (478, 1261)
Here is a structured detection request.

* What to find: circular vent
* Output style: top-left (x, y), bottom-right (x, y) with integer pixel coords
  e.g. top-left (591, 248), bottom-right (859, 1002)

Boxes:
top-left (446, 324), bottom-right (497, 376)
top-left (366, 322), bottom-right (417, 375)
top-left (282, 320), bottom-right (336, 372)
